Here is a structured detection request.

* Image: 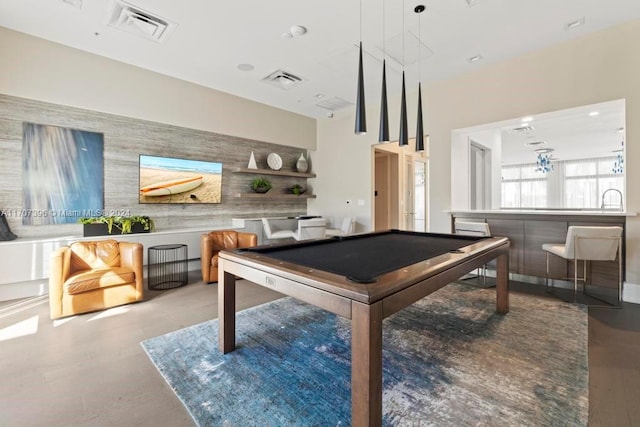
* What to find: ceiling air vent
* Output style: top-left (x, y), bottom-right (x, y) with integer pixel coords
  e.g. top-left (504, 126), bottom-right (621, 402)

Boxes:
top-left (315, 97), bottom-right (353, 112)
top-left (107, 0), bottom-right (176, 43)
top-left (261, 69), bottom-right (304, 90)
top-left (524, 141), bottom-right (545, 147)
top-left (510, 125), bottom-right (535, 133)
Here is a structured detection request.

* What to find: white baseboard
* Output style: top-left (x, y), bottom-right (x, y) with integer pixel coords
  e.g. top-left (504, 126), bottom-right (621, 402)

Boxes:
top-left (623, 282), bottom-right (640, 304)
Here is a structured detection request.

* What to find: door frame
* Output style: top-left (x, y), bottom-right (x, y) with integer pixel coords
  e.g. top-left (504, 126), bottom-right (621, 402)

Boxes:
top-left (372, 138), bottom-right (429, 231)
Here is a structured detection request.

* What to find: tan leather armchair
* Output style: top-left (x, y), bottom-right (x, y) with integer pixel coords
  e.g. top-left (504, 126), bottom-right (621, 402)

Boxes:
top-left (201, 230), bottom-right (257, 283)
top-left (49, 240), bottom-right (144, 320)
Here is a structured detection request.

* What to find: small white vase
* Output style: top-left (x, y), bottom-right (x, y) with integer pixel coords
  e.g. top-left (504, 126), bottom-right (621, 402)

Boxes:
top-left (296, 153), bottom-right (308, 173)
top-left (248, 151), bottom-right (258, 169)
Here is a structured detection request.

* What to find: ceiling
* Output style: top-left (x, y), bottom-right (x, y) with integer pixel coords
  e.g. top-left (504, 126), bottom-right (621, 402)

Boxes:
top-left (460, 99), bottom-right (625, 166)
top-left (1, 0), bottom-right (640, 119)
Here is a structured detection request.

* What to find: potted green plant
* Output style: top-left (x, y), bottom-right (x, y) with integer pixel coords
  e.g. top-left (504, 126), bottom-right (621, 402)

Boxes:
top-left (290, 184), bottom-right (306, 195)
top-left (78, 215), bottom-right (155, 236)
top-left (250, 177), bottom-right (272, 193)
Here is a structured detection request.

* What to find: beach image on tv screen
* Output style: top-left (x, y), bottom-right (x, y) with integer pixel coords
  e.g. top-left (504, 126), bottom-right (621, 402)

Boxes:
top-left (139, 155), bottom-right (222, 204)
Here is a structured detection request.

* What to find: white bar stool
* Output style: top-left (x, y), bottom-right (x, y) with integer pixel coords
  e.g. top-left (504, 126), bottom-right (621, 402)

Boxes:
top-left (454, 220), bottom-right (491, 286)
top-left (542, 226), bottom-right (623, 307)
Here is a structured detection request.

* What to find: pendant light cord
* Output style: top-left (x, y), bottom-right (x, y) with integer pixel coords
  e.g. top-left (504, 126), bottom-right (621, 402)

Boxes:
top-left (402, 0), bottom-right (405, 68)
top-left (382, 0), bottom-right (385, 57)
top-left (418, 8), bottom-right (421, 82)
top-left (360, 0), bottom-right (362, 42)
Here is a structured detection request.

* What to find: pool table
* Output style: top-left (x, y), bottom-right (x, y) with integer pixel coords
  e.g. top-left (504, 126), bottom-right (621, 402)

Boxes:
top-left (218, 229), bottom-right (510, 426)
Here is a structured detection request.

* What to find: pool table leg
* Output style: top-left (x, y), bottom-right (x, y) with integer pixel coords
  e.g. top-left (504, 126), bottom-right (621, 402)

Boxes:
top-left (351, 300), bottom-right (383, 427)
top-left (218, 267), bottom-right (236, 354)
top-left (496, 252), bottom-right (510, 314)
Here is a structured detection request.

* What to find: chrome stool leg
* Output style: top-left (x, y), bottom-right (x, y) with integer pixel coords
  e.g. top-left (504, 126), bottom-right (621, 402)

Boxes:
top-left (545, 251), bottom-right (552, 292)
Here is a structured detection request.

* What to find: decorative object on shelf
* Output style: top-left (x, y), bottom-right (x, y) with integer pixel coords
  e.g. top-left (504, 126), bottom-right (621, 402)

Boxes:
top-left (354, 0), bottom-right (366, 135)
top-left (414, 5), bottom-right (425, 152)
top-left (290, 184), bottom-right (306, 195)
top-left (248, 151), bottom-right (258, 169)
top-left (250, 177), bottom-right (272, 193)
top-left (612, 140), bottom-right (624, 174)
top-left (78, 215), bottom-right (154, 236)
top-left (296, 153), bottom-right (309, 173)
top-left (267, 153), bottom-right (283, 171)
top-left (535, 152), bottom-right (554, 173)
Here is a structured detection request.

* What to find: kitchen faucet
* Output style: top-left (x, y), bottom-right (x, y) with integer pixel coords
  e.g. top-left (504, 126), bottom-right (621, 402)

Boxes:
top-left (601, 188), bottom-right (624, 211)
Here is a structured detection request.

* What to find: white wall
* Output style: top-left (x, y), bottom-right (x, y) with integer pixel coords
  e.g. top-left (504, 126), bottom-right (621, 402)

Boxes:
top-left (451, 128), bottom-right (502, 210)
top-left (316, 19), bottom-right (640, 301)
top-left (0, 27), bottom-right (316, 149)
top-left (309, 114), bottom-right (377, 231)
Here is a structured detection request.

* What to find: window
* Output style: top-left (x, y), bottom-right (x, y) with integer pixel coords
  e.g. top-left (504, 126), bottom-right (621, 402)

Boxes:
top-left (501, 157), bottom-right (624, 209)
top-left (564, 158), bottom-right (623, 209)
top-left (501, 164), bottom-right (547, 208)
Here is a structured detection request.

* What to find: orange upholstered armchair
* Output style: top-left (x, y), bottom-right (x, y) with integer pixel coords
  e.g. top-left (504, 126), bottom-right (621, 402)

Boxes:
top-left (48, 240), bottom-right (144, 319)
top-left (201, 230), bottom-right (258, 283)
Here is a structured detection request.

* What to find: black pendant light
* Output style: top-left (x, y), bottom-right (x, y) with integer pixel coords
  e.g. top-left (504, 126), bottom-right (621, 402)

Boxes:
top-left (399, 72), bottom-right (408, 146)
top-left (378, 0), bottom-right (389, 142)
top-left (415, 5), bottom-right (425, 151)
top-left (398, 0), bottom-right (408, 146)
top-left (355, 0), bottom-right (367, 135)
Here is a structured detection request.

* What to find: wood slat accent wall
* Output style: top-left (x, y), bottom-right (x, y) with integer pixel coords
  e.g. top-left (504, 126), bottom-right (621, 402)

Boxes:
top-left (0, 94), bottom-right (310, 238)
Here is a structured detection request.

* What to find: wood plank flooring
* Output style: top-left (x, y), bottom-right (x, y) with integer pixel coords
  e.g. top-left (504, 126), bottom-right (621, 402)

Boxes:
top-left (0, 273), bottom-right (638, 426)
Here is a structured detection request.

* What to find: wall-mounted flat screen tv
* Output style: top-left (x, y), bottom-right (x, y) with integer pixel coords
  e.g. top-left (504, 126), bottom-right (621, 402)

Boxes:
top-left (139, 155), bottom-right (222, 204)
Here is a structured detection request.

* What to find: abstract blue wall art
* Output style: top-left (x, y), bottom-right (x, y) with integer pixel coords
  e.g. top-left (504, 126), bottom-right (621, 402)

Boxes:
top-left (22, 122), bottom-right (104, 225)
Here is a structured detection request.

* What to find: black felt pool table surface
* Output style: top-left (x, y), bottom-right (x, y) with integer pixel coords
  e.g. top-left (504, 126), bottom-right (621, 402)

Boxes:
top-left (241, 230), bottom-right (485, 283)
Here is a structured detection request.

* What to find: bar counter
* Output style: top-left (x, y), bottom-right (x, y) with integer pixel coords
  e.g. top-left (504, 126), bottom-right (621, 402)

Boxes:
top-left (449, 209), bottom-right (633, 293)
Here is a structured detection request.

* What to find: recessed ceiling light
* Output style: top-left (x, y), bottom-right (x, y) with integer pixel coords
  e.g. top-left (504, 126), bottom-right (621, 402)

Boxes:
top-left (525, 141), bottom-right (545, 147)
top-left (535, 148), bottom-right (554, 154)
top-left (617, 127), bottom-right (625, 133)
top-left (588, 111), bottom-right (600, 117)
top-left (314, 93), bottom-right (325, 99)
top-left (521, 116), bottom-right (534, 123)
top-left (237, 63), bottom-right (254, 71)
top-left (565, 17), bottom-right (585, 30)
top-left (467, 54), bottom-right (483, 63)
top-left (290, 25), bottom-right (307, 36)
top-left (283, 25), bottom-right (307, 39)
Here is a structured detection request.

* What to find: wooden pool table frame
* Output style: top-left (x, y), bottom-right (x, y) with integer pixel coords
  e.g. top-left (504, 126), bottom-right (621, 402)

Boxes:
top-left (218, 232), bottom-right (510, 426)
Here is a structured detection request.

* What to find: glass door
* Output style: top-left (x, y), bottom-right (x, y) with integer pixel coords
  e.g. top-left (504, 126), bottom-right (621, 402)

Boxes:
top-left (404, 157), bottom-right (427, 231)
top-left (414, 160), bottom-right (426, 231)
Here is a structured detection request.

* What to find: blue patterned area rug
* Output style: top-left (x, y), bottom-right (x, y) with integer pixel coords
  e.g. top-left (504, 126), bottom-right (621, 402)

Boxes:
top-left (141, 283), bottom-right (588, 426)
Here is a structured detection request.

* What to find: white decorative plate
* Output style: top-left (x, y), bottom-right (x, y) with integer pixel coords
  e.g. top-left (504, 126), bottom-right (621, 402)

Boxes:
top-left (267, 153), bottom-right (283, 171)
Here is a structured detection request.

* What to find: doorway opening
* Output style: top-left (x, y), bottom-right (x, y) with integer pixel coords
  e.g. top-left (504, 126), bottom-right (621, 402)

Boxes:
top-left (469, 140), bottom-right (491, 210)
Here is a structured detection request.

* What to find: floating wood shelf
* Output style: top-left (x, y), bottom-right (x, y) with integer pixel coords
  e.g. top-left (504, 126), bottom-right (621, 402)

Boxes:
top-left (233, 193), bottom-right (317, 199)
top-left (232, 167), bottom-right (316, 178)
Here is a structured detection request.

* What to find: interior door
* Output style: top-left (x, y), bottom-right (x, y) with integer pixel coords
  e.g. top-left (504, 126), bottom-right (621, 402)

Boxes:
top-left (469, 141), bottom-right (491, 210)
top-left (375, 153), bottom-right (391, 230)
top-left (374, 149), bottom-right (400, 230)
